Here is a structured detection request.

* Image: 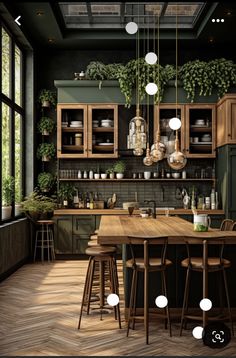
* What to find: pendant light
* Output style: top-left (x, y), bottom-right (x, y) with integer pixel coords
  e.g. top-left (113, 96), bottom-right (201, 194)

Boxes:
top-left (143, 87), bottom-right (153, 166)
top-left (167, 5), bottom-right (187, 170)
top-left (127, 5), bottom-right (147, 156)
top-left (150, 13), bottom-right (166, 162)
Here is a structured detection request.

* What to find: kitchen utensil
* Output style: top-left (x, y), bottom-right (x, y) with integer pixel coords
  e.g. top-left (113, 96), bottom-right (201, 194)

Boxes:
top-left (172, 172), bottom-right (180, 179)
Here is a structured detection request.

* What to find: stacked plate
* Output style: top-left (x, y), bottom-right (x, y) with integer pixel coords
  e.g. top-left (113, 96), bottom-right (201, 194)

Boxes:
top-left (93, 120), bottom-right (99, 128)
top-left (70, 120), bottom-right (83, 128)
top-left (62, 122), bottom-right (68, 128)
top-left (101, 119), bottom-right (113, 128)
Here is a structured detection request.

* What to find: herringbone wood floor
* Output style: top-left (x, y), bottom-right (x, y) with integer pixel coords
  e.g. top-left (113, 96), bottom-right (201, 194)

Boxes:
top-left (0, 260), bottom-right (235, 356)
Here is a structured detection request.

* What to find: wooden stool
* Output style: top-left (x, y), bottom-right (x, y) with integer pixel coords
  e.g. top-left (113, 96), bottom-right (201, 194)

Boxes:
top-left (126, 237), bottom-right (172, 344)
top-left (180, 236), bottom-right (234, 336)
top-left (34, 220), bottom-right (55, 262)
top-left (220, 219), bottom-right (234, 231)
top-left (90, 234), bottom-right (98, 240)
top-left (78, 245), bottom-right (121, 329)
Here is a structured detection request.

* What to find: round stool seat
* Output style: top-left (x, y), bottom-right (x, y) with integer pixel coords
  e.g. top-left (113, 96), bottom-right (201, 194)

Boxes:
top-left (94, 229), bottom-right (99, 234)
top-left (37, 220), bottom-right (54, 225)
top-left (85, 246), bottom-right (116, 256)
top-left (90, 234), bottom-right (98, 240)
top-left (87, 240), bottom-right (99, 247)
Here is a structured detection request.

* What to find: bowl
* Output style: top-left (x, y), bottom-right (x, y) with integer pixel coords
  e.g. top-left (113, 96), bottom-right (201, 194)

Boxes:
top-left (172, 172), bottom-right (180, 179)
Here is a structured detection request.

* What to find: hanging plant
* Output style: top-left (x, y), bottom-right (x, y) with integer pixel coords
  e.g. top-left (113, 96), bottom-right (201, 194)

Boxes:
top-left (208, 58), bottom-right (236, 99)
top-left (106, 63), bottom-right (125, 80)
top-left (85, 61), bottom-right (108, 89)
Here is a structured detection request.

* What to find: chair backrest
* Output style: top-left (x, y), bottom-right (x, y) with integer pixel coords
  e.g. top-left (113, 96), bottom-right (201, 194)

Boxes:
top-left (231, 222), bottom-right (236, 231)
top-left (127, 236), bottom-right (168, 268)
top-left (183, 236), bottom-right (226, 268)
top-left (220, 219), bottom-right (234, 231)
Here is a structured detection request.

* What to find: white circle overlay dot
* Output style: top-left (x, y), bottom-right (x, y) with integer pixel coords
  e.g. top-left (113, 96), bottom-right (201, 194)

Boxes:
top-left (155, 295), bottom-right (168, 308)
top-left (145, 82), bottom-right (158, 95)
top-left (212, 19), bottom-right (215, 22)
top-left (216, 19), bottom-right (220, 22)
top-left (125, 22), bottom-right (138, 34)
top-left (221, 18), bottom-right (224, 22)
top-left (145, 52), bottom-right (157, 65)
top-left (192, 326), bottom-right (204, 339)
top-left (199, 298), bottom-right (212, 311)
top-left (107, 293), bottom-right (119, 306)
top-left (169, 117), bottom-right (181, 130)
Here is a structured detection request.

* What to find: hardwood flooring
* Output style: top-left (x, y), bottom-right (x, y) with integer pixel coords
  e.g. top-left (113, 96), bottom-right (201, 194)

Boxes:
top-left (0, 260), bottom-right (235, 356)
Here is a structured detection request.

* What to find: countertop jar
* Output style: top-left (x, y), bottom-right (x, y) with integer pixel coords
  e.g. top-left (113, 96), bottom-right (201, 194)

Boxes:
top-left (75, 133), bottom-right (82, 146)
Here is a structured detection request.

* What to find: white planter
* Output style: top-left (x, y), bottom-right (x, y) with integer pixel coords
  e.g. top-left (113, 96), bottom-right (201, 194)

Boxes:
top-left (15, 204), bottom-right (22, 216)
top-left (94, 173), bottom-right (100, 179)
top-left (42, 130), bottom-right (49, 136)
top-left (2, 206), bottom-right (12, 220)
top-left (101, 173), bottom-right (107, 179)
top-left (42, 155), bottom-right (50, 162)
top-left (116, 173), bottom-right (124, 179)
top-left (109, 173), bottom-right (115, 179)
top-left (63, 200), bottom-right (68, 207)
top-left (42, 100), bottom-right (50, 107)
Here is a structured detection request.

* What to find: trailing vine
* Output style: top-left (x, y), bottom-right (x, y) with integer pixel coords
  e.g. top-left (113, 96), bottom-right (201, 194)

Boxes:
top-left (85, 58), bottom-right (236, 106)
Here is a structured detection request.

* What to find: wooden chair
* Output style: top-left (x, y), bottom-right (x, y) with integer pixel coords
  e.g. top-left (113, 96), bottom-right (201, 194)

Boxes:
top-left (231, 222), bottom-right (236, 231)
top-left (180, 236), bottom-right (234, 336)
top-left (126, 236), bottom-right (172, 344)
top-left (220, 219), bottom-right (234, 231)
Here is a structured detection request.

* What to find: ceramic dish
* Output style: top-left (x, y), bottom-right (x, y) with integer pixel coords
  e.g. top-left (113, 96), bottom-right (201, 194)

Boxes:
top-left (98, 142), bottom-right (114, 146)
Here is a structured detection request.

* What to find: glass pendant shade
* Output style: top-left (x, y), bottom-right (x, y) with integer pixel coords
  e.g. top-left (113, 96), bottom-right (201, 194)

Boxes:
top-left (150, 131), bottom-right (166, 162)
top-left (167, 133), bottom-right (187, 170)
top-left (143, 147), bottom-right (153, 166)
top-left (128, 108), bottom-right (147, 154)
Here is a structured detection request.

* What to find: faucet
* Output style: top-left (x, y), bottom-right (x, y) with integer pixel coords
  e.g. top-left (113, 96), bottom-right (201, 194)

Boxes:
top-left (144, 200), bottom-right (157, 219)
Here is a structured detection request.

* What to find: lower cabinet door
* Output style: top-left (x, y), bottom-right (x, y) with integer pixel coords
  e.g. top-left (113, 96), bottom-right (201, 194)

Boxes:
top-left (73, 235), bottom-right (89, 254)
top-left (73, 215), bottom-right (95, 235)
top-left (53, 216), bottom-right (73, 254)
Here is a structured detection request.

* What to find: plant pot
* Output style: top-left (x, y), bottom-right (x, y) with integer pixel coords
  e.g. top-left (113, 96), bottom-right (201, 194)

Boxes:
top-left (101, 173), bottom-right (107, 179)
top-left (63, 200), bottom-right (68, 207)
top-left (42, 100), bottom-right (50, 107)
top-left (42, 155), bottom-right (50, 162)
top-left (15, 204), bottom-right (22, 216)
top-left (2, 205), bottom-right (12, 220)
top-left (109, 173), bottom-right (115, 179)
top-left (116, 173), bottom-right (124, 179)
top-left (42, 130), bottom-right (49, 136)
top-left (94, 173), bottom-right (100, 179)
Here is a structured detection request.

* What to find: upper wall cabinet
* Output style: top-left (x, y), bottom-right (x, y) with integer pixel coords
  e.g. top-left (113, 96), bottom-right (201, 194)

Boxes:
top-left (216, 94), bottom-right (236, 148)
top-left (57, 104), bottom-right (118, 158)
top-left (185, 104), bottom-right (216, 158)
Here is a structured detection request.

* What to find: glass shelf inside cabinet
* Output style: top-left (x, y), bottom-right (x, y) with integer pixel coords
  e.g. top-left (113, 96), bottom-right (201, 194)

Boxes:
top-left (158, 108), bottom-right (182, 157)
top-left (189, 109), bottom-right (213, 154)
top-left (61, 108), bottom-right (85, 154)
top-left (91, 108), bottom-right (115, 154)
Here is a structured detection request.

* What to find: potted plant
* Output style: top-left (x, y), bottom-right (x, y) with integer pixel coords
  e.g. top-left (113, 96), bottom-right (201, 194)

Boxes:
top-left (113, 161), bottom-right (126, 179)
top-left (38, 116), bottom-right (55, 135)
top-left (21, 191), bottom-right (56, 220)
top-left (106, 167), bottom-right (115, 179)
top-left (37, 143), bottom-right (56, 161)
top-left (94, 164), bottom-right (100, 179)
top-left (2, 176), bottom-right (14, 220)
top-left (37, 172), bottom-right (55, 192)
top-left (58, 183), bottom-right (75, 208)
top-left (38, 89), bottom-right (57, 107)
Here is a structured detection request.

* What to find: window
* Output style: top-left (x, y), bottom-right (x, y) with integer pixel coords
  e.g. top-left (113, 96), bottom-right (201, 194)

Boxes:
top-left (1, 23), bottom-right (24, 221)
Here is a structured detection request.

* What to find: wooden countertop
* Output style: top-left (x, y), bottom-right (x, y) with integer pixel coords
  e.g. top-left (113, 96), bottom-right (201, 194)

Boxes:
top-left (98, 215), bottom-right (236, 245)
top-left (54, 209), bottom-right (224, 215)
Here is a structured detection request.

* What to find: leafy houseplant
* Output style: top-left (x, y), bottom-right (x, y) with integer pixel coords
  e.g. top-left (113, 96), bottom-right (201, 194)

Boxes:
top-left (85, 61), bottom-right (108, 89)
top-left (21, 191), bottom-right (56, 220)
top-left (113, 161), bottom-right (126, 179)
top-left (37, 143), bottom-right (56, 161)
top-left (38, 117), bottom-right (55, 135)
top-left (2, 176), bottom-right (15, 220)
top-left (38, 89), bottom-right (57, 107)
top-left (58, 183), bottom-right (75, 207)
top-left (106, 167), bottom-right (115, 179)
top-left (37, 172), bottom-right (55, 192)
top-left (15, 189), bottom-right (23, 216)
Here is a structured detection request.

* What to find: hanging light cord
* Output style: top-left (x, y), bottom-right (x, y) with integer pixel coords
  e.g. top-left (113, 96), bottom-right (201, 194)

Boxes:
top-left (156, 12), bottom-right (160, 140)
top-left (175, 3), bottom-right (178, 142)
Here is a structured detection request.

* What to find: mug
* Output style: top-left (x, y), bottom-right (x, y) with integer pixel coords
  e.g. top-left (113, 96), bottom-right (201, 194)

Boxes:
top-left (193, 214), bottom-right (211, 232)
top-left (144, 171), bottom-right (151, 179)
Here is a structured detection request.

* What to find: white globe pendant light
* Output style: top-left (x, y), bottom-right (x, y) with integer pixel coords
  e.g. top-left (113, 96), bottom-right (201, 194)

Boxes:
top-left (169, 117), bottom-right (181, 130)
top-left (125, 22), bottom-right (138, 34)
top-left (145, 82), bottom-right (158, 95)
top-left (145, 52), bottom-right (157, 65)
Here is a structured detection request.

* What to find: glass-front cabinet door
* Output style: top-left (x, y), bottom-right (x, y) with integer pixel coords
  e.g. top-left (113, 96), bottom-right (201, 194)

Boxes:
top-left (185, 104), bottom-right (216, 158)
top-left (154, 104), bottom-right (185, 157)
top-left (87, 104), bottom-right (118, 158)
top-left (57, 104), bottom-right (88, 158)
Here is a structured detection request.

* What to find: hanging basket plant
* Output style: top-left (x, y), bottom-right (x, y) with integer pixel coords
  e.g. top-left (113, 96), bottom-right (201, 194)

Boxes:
top-left (38, 116), bottom-right (56, 135)
top-left (38, 89), bottom-right (57, 107)
top-left (37, 143), bottom-right (56, 161)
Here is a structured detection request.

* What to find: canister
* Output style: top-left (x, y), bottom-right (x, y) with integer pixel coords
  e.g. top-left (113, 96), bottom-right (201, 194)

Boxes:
top-left (75, 133), bottom-right (82, 146)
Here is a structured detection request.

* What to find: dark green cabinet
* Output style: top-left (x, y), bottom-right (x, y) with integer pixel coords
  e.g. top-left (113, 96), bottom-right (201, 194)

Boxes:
top-left (73, 215), bottom-right (96, 254)
top-left (54, 216), bottom-right (73, 253)
top-left (217, 145), bottom-right (236, 220)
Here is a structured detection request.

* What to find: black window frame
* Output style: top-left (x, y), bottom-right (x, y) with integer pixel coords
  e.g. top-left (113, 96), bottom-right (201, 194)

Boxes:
top-left (0, 18), bottom-right (25, 223)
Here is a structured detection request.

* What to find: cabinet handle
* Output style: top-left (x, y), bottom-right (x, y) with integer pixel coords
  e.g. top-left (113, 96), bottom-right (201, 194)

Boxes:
top-left (88, 149), bottom-right (92, 152)
top-left (228, 134), bottom-right (231, 137)
top-left (186, 149), bottom-right (189, 152)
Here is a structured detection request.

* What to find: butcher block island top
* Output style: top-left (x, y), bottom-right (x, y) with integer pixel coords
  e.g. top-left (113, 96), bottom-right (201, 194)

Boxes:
top-left (98, 215), bottom-right (236, 245)
top-left (54, 209), bottom-right (224, 215)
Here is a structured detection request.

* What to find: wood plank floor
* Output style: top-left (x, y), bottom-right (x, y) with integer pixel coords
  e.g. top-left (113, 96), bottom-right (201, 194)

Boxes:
top-left (0, 260), bottom-right (235, 356)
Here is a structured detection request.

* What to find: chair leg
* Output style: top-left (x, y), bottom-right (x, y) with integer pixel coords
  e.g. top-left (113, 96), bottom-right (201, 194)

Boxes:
top-left (50, 228), bottom-right (56, 260)
top-left (184, 269), bottom-right (191, 330)
top-left (218, 271), bottom-right (224, 316)
top-left (222, 268), bottom-right (234, 336)
top-left (127, 268), bottom-right (136, 337)
top-left (78, 257), bottom-right (92, 329)
top-left (132, 268), bottom-right (138, 330)
top-left (34, 230), bottom-right (38, 262)
top-left (162, 270), bottom-right (172, 337)
top-left (180, 267), bottom-right (190, 336)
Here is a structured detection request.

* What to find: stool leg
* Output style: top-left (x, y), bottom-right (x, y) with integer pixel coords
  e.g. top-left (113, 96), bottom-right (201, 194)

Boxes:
top-left (132, 267), bottom-right (138, 330)
top-left (41, 225), bottom-right (44, 263)
top-left (110, 257), bottom-right (121, 329)
top-left (50, 228), bottom-right (56, 260)
top-left (99, 260), bottom-right (105, 320)
top-left (87, 258), bottom-right (96, 315)
top-left (161, 272), bottom-right (167, 330)
top-left (180, 267), bottom-right (190, 336)
top-left (34, 230), bottom-right (38, 262)
top-left (78, 257), bottom-right (92, 329)
top-left (184, 269), bottom-right (191, 330)
top-left (162, 270), bottom-right (172, 337)
top-left (222, 268), bottom-right (234, 336)
top-left (127, 268), bottom-right (136, 337)
top-left (46, 225), bottom-right (50, 262)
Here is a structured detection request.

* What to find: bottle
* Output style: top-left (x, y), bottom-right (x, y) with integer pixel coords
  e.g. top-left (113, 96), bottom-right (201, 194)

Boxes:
top-left (83, 170), bottom-right (88, 179)
top-left (161, 168), bottom-right (165, 178)
top-left (182, 170), bottom-right (186, 179)
top-left (191, 187), bottom-right (196, 210)
top-left (86, 193), bottom-right (90, 209)
top-left (89, 170), bottom-right (93, 180)
top-left (89, 193), bottom-right (94, 210)
top-left (78, 170), bottom-right (82, 179)
top-left (211, 188), bottom-right (215, 210)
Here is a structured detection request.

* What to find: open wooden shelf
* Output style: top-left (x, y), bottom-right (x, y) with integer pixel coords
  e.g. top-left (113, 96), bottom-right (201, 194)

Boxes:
top-left (62, 127), bottom-right (84, 132)
top-left (58, 178), bottom-right (216, 182)
top-left (190, 126), bottom-right (212, 133)
top-left (93, 145), bottom-right (114, 152)
top-left (92, 127), bottom-right (114, 132)
top-left (62, 145), bottom-right (84, 151)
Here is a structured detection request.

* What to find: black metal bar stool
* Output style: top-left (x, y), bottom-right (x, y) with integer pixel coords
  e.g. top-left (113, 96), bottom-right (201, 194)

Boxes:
top-left (78, 245), bottom-right (121, 329)
top-left (180, 236), bottom-right (234, 336)
top-left (33, 220), bottom-right (55, 262)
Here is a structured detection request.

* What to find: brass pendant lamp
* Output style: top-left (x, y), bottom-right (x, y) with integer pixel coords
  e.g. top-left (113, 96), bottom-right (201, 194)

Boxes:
top-left (167, 5), bottom-right (187, 170)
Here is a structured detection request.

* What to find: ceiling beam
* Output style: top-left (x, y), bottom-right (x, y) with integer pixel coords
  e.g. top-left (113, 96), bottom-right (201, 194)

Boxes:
top-left (120, 3), bottom-right (125, 24)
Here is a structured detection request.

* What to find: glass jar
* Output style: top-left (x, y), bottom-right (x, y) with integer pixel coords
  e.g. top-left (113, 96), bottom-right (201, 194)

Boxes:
top-left (75, 133), bottom-right (82, 146)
